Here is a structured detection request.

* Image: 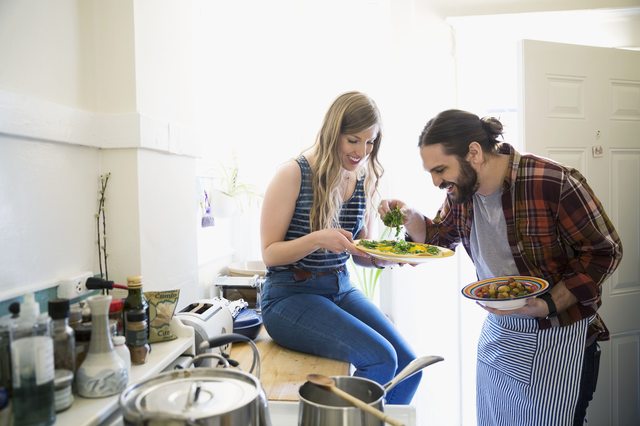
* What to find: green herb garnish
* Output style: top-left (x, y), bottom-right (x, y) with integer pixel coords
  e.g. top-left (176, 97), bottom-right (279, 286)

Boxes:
top-left (382, 207), bottom-right (404, 238)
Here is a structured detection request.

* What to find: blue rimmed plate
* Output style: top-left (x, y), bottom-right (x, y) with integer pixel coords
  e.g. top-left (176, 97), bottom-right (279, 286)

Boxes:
top-left (461, 275), bottom-right (549, 310)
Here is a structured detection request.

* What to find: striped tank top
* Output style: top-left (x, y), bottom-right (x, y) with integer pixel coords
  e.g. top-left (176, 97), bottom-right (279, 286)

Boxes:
top-left (270, 156), bottom-right (367, 272)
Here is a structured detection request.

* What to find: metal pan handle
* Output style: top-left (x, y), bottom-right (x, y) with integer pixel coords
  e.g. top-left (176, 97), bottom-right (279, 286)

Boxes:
top-left (383, 355), bottom-right (444, 392)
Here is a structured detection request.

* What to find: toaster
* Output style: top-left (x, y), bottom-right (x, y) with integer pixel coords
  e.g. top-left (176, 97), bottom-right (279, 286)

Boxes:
top-left (175, 298), bottom-right (234, 356)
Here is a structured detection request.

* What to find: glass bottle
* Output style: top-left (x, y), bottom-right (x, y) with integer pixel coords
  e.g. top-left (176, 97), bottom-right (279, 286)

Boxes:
top-left (125, 310), bottom-right (150, 365)
top-left (48, 299), bottom-right (75, 412)
top-left (11, 296), bottom-right (56, 426)
top-left (75, 295), bottom-right (128, 398)
top-left (123, 276), bottom-right (148, 333)
top-left (48, 299), bottom-right (76, 373)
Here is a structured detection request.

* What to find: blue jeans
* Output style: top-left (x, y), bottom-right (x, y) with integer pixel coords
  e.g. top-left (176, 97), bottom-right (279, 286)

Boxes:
top-left (261, 268), bottom-right (421, 404)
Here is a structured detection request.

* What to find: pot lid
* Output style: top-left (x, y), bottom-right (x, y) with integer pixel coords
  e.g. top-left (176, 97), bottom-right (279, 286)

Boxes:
top-left (121, 369), bottom-right (260, 420)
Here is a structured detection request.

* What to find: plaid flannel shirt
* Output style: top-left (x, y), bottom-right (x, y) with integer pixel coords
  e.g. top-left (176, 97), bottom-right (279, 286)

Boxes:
top-left (422, 143), bottom-right (623, 341)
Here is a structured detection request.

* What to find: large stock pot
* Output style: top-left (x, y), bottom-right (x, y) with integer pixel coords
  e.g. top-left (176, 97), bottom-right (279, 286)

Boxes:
top-left (298, 355), bottom-right (444, 426)
top-left (119, 333), bottom-right (271, 426)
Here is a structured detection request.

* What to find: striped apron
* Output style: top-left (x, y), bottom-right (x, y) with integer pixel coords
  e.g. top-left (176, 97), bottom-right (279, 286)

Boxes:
top-left (477, 313), bottom-right (589, 426)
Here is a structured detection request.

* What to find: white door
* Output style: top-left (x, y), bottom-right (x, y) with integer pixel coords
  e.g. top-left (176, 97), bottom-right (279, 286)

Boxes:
top-left (520, 39), bottom-right (640, 425)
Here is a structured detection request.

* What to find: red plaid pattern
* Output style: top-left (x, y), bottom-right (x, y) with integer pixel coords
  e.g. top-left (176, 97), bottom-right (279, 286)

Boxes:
top-left (423, 144), bottom-right (622, 340)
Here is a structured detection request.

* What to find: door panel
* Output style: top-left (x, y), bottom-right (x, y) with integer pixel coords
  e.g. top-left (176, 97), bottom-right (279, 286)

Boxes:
top-left (520, 39), bottom-right (640, 426)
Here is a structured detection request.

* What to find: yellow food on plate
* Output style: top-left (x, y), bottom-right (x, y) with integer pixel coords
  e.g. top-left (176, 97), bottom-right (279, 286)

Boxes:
top-left (357, 239), bottom-right (442, 256)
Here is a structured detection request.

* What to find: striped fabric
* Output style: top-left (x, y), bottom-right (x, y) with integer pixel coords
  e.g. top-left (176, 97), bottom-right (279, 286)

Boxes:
top-left (270, 156), bottom-right (366, 272)
top-left (421, 143), bottom-right (622, 341)
top-left (477, 314), bottom-right (588, 426)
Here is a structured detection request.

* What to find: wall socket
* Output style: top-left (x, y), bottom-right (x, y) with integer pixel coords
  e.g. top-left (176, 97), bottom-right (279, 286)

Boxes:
top-left (57, 272), bottom-right (94, 299)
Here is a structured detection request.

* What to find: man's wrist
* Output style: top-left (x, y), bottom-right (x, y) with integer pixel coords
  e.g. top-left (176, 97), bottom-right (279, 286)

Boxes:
top-left (539, 292), bottom-right (557, 318)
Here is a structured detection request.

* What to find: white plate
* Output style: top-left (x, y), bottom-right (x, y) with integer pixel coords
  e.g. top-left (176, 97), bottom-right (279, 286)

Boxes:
top-left (461, 276), bottom-right (549, 310)
top-left (354, 240), bottom-right (454, 264)
top-left (227, 260), bottom-right (266, 277)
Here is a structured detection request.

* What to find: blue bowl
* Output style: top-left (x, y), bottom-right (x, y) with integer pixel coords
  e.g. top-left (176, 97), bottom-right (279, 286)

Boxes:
top-left (233, 309), bottom-right (262, 340)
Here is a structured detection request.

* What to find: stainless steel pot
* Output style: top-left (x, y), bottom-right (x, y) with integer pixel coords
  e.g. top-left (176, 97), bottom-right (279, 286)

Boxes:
top-left (298, 355), bottom-right (444, 426)
top-left (119, 333), bottom-right (271, 426)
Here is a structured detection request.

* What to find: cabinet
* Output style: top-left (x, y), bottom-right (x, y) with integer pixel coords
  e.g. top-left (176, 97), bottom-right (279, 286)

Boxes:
top-left (55, 318), bottom-right (195, 426)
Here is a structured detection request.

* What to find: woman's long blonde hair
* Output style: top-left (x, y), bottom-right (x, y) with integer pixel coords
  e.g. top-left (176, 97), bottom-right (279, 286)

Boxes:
top-left (308, 91), bottom-right (384, 232)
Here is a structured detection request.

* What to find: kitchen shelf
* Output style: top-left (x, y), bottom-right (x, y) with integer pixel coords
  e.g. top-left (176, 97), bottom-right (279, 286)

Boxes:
top-left (55, 317), bottom-right (195, 426)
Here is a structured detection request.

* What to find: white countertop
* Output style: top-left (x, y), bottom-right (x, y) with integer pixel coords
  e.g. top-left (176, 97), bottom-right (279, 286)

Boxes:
top-left (54, 318), bottom-right (416, 426)
top-left (55, 318), bottom-right (195, 426)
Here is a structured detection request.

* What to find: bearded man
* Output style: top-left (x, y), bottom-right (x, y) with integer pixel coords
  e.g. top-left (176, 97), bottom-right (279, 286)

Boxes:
top-left (380, 109), bottom-right (622, 426)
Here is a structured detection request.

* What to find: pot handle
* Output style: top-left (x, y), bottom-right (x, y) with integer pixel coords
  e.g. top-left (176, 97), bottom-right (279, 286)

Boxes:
top-left (202, 332), bottom-right (253, 349)
top-left (383, 355), bottom-right (444, 392)
top-left (200, 333), bottom-right (261, 378)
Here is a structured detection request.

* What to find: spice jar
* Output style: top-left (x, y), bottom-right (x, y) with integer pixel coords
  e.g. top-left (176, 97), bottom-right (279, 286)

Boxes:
top-left (53, 369), bottom-right (74, 412)
top-left (49, 299), bottom-right (76, 374)
top-left (125, 310), bottom-right (150, 365)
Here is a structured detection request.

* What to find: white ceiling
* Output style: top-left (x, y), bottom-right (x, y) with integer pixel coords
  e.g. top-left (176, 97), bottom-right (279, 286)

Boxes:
top-left (425, 0), bottom-right (640, 17)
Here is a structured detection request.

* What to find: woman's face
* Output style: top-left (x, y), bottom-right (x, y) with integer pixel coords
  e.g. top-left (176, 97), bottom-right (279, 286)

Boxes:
top-left (338, 124), bottom-right (379, 172)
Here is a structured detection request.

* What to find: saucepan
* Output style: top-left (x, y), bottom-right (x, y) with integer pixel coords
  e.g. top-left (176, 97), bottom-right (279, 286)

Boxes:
top-left (298, 355), bottom-right (444, 426)
top-left (119, 333), bottom-right (272, 426)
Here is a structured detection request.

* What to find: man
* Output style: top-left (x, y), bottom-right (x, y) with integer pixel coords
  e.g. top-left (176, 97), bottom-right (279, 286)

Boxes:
top-left (380, 109), bottom-right (622, 425)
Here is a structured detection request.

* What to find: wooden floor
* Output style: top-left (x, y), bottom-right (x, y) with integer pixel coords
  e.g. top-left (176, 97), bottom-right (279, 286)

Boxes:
top-left (229, 326), bottom-right (350, 401)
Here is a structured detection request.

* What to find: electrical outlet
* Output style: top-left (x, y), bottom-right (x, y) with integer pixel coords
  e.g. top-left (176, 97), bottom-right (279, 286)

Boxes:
top-left (57, 272), bottom-right (94, 299)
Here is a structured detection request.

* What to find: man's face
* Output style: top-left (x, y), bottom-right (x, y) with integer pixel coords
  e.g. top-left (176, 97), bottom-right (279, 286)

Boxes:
top-left (420, 143), bottom-right (479, 204)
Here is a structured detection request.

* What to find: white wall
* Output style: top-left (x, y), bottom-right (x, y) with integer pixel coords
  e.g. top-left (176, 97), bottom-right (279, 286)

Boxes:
top-left (0, 0), bottom-right (204, 310)
top-left (0, 135), bottom-right (99, 300)
top-left (0, 0), bottom-right (102, 300)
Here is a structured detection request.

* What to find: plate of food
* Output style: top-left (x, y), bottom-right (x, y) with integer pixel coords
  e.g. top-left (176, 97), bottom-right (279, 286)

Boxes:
top-left (461, 275), bottom-right (549, 310)
top-left (354, 239), bottom-right (454, 263)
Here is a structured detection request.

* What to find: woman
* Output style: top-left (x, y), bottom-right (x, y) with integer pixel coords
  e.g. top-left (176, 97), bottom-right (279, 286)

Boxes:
top-left (259, 91), bottom-right (421, 404)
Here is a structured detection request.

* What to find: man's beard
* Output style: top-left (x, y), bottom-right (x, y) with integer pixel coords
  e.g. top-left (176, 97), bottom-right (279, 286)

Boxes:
top-left (440, 158), bottom-right (479, 204)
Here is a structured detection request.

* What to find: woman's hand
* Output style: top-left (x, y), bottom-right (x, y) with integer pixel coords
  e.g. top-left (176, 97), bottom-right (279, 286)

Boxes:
top-left (314, 228), bottom-right (367, 256)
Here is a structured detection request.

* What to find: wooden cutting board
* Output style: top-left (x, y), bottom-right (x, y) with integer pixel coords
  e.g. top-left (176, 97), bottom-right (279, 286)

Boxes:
top-left (229, 326), bottom-right (350, 401)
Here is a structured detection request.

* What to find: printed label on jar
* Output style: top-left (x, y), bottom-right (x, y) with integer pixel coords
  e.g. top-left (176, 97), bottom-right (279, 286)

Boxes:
top-left (125, 329), bottom-right (148, 347)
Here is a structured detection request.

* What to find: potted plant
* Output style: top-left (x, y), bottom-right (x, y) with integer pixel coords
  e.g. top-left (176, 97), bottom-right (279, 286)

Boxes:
top-left (211, 158), bottom-right (262, 217)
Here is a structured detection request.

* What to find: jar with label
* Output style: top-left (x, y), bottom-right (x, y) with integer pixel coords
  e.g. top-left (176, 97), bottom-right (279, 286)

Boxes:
top-left (48, 299), bottom-right (76, 374)
top-left (53, 369), bottom-right (74, 412)
top-left (125, 310), bottom-right (150, 365)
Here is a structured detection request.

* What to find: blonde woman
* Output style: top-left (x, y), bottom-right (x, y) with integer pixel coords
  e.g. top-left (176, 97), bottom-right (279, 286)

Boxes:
top-left (259, 91), bottom-right (420, 404)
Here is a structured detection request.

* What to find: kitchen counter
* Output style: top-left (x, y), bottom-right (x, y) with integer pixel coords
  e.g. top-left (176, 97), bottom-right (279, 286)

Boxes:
top-left (230, 326), bottom-right (350, 401)
top-left (54, 318), bottom-right (417, 426)
top-left (55, 318), bottom-right (195, 426)
top-left (269, 401), bottom-right (416, 426)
